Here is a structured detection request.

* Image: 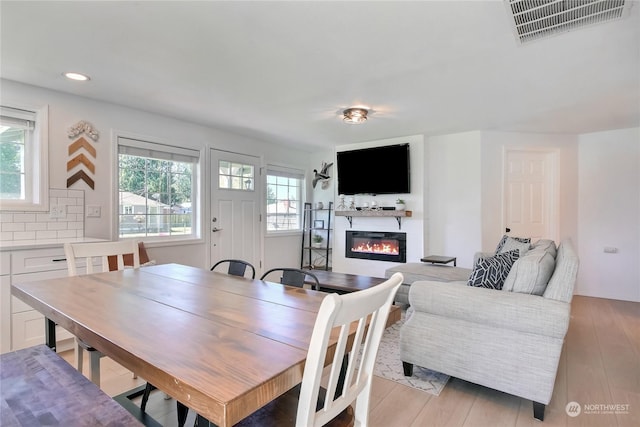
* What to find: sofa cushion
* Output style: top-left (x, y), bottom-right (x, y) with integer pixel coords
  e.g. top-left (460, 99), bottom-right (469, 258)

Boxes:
top-left (495, 235), bottom-right (530, 253)
top-left (498, 237), bottom-right (531, 257)
top-left (544, 240), bottom-right (579, 302)
top-left (385, 263), bottom-right (472, 284)
top-left (531, 239), bottom-right (557, 258)
top-left (467, 250), bottom-right (519, 290)
top-left (502, 250), bottom-right (555, 295)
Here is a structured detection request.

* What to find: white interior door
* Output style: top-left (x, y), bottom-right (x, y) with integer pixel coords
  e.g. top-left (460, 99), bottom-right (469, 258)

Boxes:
top-left (504, 149), bottom-right (558, 241)
top-left (210, 149), bottom-right (261, 271)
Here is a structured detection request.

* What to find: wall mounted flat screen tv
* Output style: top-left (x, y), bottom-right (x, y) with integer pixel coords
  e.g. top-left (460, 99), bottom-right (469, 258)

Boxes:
top-left (336, 143), bottom-right (410, 195)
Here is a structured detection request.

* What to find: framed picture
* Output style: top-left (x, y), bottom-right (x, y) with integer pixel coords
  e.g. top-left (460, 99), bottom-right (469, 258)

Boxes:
top-left (313, 220), bottom-right (324, 229)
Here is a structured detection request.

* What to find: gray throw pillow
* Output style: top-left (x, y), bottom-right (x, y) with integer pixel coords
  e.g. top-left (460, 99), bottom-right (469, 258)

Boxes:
top-left (495, 235), bottom-right (531, 253)
top-left (467, 250), bottom-right (519, 290)
top-left (499, 236), bottom-right (531, 257)
top-left (503, 250), bottom-right (555, 295)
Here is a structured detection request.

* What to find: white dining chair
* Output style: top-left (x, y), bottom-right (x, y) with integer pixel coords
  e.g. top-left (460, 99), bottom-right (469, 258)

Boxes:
top-left (227, 272), bottom-right (404, 427)
top-left (63, 240), bottom-right (140, 385)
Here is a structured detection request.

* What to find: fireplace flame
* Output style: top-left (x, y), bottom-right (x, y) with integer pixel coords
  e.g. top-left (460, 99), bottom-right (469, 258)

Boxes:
top-left (351, 240), bottom-right (400, 255)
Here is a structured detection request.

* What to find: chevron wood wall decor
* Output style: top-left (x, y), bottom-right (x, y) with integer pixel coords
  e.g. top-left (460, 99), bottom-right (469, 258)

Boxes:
top-left (67, 121), bottom-right (98, 190)
top-left (67, 170), bottom-right (95, 190)
top-left (68, 137), bottom-right (97, 158)
top-left (67, 152), bottom-right (96, 174)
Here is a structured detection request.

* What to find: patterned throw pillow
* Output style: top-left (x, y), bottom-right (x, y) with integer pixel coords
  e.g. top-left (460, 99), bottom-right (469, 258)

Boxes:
top-left (498, 236), bottom-right (531, 257)
top-left (495, 235), bottom-right (530, 253)
top-left (467, 250), bottom-right (520, 290)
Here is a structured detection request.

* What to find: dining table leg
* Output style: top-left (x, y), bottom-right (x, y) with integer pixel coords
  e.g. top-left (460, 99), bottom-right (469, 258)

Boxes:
top-left (45, 318), bottom-right (56, 351)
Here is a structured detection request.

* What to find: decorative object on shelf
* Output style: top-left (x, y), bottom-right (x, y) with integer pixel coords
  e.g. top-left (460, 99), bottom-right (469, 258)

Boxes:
top-left (67, 121), bottom-right (98, 190)
top-left (395, 199), bottom-right (406, 211)
top-left (362, 202), bottom-right (369, 210)
top-left (348, 197), bottom-right (356, 211)
top-left (313, 220), bottom-right (324, 229)
top-left (315, 201), bottom-right (324, 209)
top-left (335, 209), bottom-right (412, 230)
top-left (337, 194), bottom-right (347, 210)
top-left (312, 234), bottom-right (324, 248)
top-left (370, 200), bottom-right (381, 211)
top-left (312, 162), bottom-right (333, 189)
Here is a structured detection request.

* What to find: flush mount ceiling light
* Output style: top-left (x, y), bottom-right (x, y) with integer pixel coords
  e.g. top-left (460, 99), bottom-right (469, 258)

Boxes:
top-left (343, 107), bottom-right (368, 124)
top-left (63, 72), bottom-right (90, 81)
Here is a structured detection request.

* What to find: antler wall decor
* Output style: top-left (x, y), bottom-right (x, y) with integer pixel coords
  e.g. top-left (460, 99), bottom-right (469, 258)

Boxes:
top-left (67, 121), bottom-right (98, 189)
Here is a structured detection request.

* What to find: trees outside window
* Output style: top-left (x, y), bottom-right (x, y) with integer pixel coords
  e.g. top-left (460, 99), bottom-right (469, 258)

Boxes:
top-left (117, 137), bottom-right (199, 240)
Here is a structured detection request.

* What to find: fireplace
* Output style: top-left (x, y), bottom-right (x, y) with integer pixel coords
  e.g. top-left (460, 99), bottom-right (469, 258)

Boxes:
top-left (345, 231), bottom-right (406, 263)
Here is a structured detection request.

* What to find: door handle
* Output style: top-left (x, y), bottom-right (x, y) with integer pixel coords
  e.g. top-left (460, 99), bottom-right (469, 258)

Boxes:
top-left (505, 227), bottom-right (511, 233)
top-left (212, 227), bottom-right (223, 232)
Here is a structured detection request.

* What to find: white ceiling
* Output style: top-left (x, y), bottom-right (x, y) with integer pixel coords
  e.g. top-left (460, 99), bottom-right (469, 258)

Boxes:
top-left (1, 1), bottom-right (639, 151)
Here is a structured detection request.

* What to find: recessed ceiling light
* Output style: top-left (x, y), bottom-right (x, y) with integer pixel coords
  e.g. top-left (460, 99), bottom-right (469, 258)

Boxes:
top-left (63, 72), bottom-right (90, 81)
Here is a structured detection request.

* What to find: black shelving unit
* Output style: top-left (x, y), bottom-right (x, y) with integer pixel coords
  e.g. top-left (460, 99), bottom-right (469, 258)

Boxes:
top-left (300, 201), bottom-right (333, 271)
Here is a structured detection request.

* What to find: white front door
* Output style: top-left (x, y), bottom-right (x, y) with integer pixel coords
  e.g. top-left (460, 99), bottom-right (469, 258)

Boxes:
top-left (210, 149), bottom-right (261, 272)
top-left (504, 149), bottom-right (558, 241)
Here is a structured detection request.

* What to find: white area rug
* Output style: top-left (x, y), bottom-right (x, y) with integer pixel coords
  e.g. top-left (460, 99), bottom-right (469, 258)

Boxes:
top-left (371, 313), bottom-right (449, 396)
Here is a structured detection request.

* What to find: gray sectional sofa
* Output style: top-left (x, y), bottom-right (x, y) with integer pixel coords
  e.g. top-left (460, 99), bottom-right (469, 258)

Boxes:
top-left (399, 239), bottom-right (579, 421)
top-left (385, 263), bottom-right (472, 306)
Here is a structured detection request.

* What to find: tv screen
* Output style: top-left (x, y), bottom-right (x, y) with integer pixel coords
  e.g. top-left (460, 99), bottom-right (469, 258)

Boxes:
top-left (336, 144), bottom-right (410, 195)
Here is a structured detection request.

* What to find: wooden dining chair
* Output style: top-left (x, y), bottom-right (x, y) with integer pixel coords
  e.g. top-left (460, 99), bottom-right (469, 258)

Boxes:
top-left (221, 272), bottom-right (404, 427)
top-left (211, 259), bottom-right (256, 279)
top-left (260, 267), bottom-right (320, 291)
top-left (63, 240), bottom-right (141, 385)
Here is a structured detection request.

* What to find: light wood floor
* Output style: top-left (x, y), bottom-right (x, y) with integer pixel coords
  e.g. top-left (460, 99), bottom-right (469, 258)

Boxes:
top-left (60, 295), bottom-right (639, 427)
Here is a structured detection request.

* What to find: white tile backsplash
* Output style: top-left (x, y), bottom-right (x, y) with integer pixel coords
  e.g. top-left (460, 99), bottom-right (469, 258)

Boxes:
top-left (0, 189), bottom-right (84, 242)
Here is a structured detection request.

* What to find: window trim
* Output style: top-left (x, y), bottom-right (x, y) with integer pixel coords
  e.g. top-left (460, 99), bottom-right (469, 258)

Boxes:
top-left (0, 104), bottom-right (49, 211)
top-left (113, 131), bottom-right (203, 244)
top-left (265, 164), bottom-right (305, 234)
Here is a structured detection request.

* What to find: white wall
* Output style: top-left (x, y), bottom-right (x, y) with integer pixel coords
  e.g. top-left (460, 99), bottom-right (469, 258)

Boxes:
top-left (425, 130), bottom-right (578, 269)
top-left (479, 131), bottom-right (579, 251)
top-left (2, 79), bottom-right (311, 271)
top-left (577, 128), bottom-right (640, 302)
top-left (331, 135), bottom-right (424, 278)
top-left (425, 131), bottom-right (482, 268)
top-left (423, 128), bottom-right (640, 302)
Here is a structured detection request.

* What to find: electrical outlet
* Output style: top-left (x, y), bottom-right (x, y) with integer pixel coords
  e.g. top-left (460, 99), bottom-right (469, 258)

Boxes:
top-left (49, 204), bottom-right (66, 219)
top-left (86, 205), bottom-right (101, 218)
top-left (604, 247), bottom-right (618, 254)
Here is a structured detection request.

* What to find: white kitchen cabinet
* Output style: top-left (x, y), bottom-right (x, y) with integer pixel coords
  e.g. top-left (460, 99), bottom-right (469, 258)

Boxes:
top-left (2, 243), bottom-right (102, 354)
top-left (0, 252), bottom-right (10, 353)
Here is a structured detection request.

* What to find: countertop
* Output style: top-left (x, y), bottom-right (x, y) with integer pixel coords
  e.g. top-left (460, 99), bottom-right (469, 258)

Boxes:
top-left (0, 237), bottom-right (107, 252)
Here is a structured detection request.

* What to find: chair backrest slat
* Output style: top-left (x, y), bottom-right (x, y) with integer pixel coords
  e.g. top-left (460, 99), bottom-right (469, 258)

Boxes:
top-left (64, 240), bottom-right (141, 276)
top-left (211, 259), bottom-right (256, 279)
top-left (260, 268), bottom-right (320, 291)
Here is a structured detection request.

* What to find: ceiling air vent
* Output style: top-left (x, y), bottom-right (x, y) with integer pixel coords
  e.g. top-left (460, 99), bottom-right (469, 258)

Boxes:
top-left (506, 0), bottom-right (631, 43)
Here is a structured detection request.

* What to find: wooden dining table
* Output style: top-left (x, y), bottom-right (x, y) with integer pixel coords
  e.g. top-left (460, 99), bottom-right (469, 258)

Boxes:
top-left (10, 263), bottom-right (346, 427)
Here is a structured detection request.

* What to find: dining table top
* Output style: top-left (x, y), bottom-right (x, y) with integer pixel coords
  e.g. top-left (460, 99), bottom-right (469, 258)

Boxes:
top-left (10, 263), bottom-right (341, 427)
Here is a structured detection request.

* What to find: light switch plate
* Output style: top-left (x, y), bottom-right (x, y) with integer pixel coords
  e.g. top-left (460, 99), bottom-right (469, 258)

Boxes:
top-left (86, 205), bottom-right (101, 218)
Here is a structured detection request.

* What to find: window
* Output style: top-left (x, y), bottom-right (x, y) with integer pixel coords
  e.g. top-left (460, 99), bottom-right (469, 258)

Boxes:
top-left (266, 166), bottom-right (304, 232)
top-left (218, 161), bottom-right (254, 191)
top-left (117, 136), bottom-right (200, 240)
top-left (0, 105), bottom-right (48, 211)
